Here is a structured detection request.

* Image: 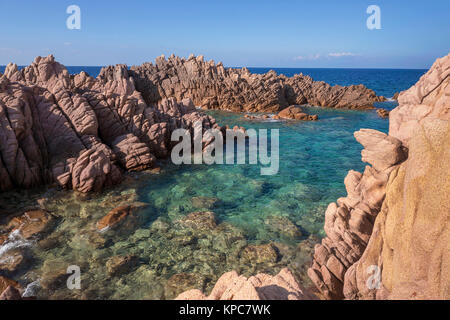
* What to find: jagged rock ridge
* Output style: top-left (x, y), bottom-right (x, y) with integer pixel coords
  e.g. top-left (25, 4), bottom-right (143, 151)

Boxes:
top-left (0, 55), bottom-right (219, 193)
top-left (129, 54), bottom-right (385, 112)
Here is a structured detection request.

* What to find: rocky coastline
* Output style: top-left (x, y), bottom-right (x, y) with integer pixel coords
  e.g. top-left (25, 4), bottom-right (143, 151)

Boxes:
top-left (174, 53), bottom-right (449, 300)
top-left (0, 53), bottom-right (448, 300)
top-left (0, 54), bottom-right (382, 194)
top-left (308, 53), bottom-right (449, 300)
top-left (129, 54), bottom-right (385, 112)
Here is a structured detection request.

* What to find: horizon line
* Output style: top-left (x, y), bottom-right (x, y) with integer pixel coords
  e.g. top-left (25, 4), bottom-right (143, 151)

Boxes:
top-left (0, 64), bottom-right (428, 71)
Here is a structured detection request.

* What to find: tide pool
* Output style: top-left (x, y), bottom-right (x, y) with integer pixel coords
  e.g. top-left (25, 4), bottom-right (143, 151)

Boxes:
top-left (0, 104), bottom-right (392, 299)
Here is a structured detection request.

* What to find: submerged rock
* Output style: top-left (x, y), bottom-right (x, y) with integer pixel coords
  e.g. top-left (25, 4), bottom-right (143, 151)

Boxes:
top-left (240, 244), bottom-right (279, 264)
top-left (0, 250), bottom-right (25, 273)
top-left (179, 211), bottom-right (217, 230)
top-left (0, 235), bottom-right (7, 246)
top-left (106, 255), bottom-right (139, 276)
top-left (6, 209), bottom-right (54, 239)
top-left (264, 216), bottom-right (303, 240)
top-left (96, 205), bottom-right (132, 232)
top-left (164, 273), bottom-right (206, 299)
top-left (40, 259), bottom-right (71, 290)
top-left (191, 196), bottom-right (220, 210)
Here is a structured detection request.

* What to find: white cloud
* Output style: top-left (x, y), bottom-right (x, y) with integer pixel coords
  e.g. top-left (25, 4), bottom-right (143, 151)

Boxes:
top-left (328, 52), bottom-right (359, 58)
top-left (293, 54), bottom-right (321, 61)
top-left (64, 42), bottom-right (72, 46)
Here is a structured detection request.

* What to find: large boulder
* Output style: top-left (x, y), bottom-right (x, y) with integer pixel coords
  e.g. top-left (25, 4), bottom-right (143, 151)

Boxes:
top-left (277, 105), bottom-right (319, 121)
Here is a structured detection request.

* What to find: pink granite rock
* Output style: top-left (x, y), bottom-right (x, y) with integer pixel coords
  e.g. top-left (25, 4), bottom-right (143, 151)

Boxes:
top-left (176, 268), bottom-right (316, 300)
top-left (130, 54), bottom-right (384, 112)
top-left (309, 53), bottom-right (450, 300)
top-left (389, 54), bottom-right (450, 146)
top-left (0, 55), bottom-right (221, 192)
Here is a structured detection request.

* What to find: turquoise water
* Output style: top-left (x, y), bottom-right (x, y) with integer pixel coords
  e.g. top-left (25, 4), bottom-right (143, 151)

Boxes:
top-left (142, 106), bottom-right (390, 240)
top-left (0, 104), bottom-right (392, 300)
top-left (0, 66), bottom-right (420, 300)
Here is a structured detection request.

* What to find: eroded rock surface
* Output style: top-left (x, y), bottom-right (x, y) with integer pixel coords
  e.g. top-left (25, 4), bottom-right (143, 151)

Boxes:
top-left (309, 53), bottom-right (450, 300)
top-left (176, 268), bottom-right (316, 300)
top-left (277, 105), bottom-right (319, 121)
top-left (130, 54), bottom-right (384, 112)
top-left (0, 55), bottom-right (219, 193)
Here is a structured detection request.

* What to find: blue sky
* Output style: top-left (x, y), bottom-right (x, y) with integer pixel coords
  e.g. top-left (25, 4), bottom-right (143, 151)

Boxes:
top-left (0, 0), bottom-right (449, 68)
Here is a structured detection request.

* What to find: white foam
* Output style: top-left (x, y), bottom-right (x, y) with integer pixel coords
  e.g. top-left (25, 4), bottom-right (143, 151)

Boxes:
top-left (0, 229), bottom-right (33, 257)
top-left (22, 280), bottom-right (40, 298)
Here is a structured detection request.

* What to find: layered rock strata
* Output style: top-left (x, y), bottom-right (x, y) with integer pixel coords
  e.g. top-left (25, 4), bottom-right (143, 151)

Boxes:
top-left (0, 55), bottom-right (219, 193)
top-left (308, 53), bottom-right (450, 300)
top-left (129, 54), bottom-right (385, 112)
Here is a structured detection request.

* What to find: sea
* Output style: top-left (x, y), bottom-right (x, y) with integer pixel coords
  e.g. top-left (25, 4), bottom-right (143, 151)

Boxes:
top-left (0, 65), bottom-right (426, 299)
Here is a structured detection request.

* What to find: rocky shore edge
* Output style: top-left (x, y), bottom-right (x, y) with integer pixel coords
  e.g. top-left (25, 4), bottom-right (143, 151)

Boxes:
top-left (175, 53), bottom-right (449, 300)
top-left (0, 54), bottom-right (382, 194)
top-left (1, 54), bottom-right (447, 300)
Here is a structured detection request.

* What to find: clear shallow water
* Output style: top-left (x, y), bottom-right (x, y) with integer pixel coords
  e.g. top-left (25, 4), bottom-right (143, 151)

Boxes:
top-left (0, 106), bottom-right (390, 300)
top-left (0, 67), bottom-right (422, 300)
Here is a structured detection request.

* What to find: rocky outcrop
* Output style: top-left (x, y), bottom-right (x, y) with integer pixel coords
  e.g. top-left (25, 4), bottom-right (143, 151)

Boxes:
top-left (309, 53), bottom-right (450, 300)
top-left (3, 209), bottom-right (55, 240)
top-left (0, 54), bottom-right (385, 194)
top-left (130, 54), bottom-right (385, 112)
top-left (176, 268), bottom-right (316, 300)
top-left (307, 129), bottom-right (407, 299)
top-left (376, 108), bottom-right (389, 118)
top-left (0, 276), bottom-right (20, 295)
top-left (277, 105), bottom-right (319, 121)
top-left (389, 54), bottom-right (450, 147)
top-left (0, 55), bottom-right (219, 193)
top-left (0, 285), bottom-right (22, 300)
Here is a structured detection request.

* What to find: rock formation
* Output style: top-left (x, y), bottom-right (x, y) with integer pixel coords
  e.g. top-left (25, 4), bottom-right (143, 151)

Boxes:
top-left (0, 55), bottom-right (219, 193)
top-left (129, 54), bottom-right (385, 112)
top-left (376, 108), bottom-right (389, 118)
top-left (277, 105), bottom-right (319, 121)
top-left (176, 268), bottom-right (316, 300)
top-left (0, 54), bottom-right (385, 194)
top-left (308, 53), bottom-right (449, 300)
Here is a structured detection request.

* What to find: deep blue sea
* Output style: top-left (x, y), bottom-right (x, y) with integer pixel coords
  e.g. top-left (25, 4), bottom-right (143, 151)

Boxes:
top-left (0, 64), bottom-right (427, 299)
